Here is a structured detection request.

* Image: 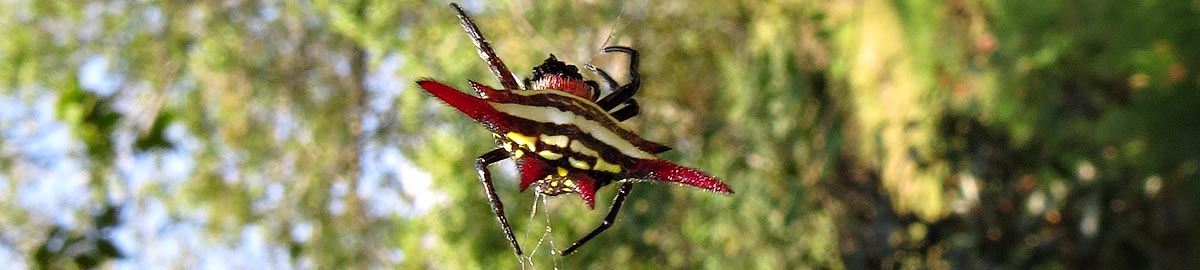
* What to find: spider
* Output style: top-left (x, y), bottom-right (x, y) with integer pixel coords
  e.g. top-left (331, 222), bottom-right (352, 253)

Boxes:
top-left (416, 3), bottom-right (733, 256)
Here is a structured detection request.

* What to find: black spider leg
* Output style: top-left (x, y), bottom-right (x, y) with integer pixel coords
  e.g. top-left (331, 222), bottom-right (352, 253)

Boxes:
top-left (592, 46), bottom-right (641, 111)
top-left (585, 47), bottom-right (641, 121)
top-left (587, 59), bottom-right (620, 93)
top-left (587, 66), bottom-right (640, 121)
top-left (450, 3), bottom-right (522, 91)
top-left (476, 148), bottom-right (524, 256)
top-left (561, 182), bottom-right (634, 256)
top-left (610, 100), bottom-right (640, 121)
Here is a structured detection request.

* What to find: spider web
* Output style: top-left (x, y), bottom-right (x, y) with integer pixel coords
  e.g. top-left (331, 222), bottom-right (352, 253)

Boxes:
top-left (519, 194), bottom-right (562, 270)
top-left (586, 4), bottom-right (631, 70)
top-left (592, 4), bottom-right (628, 59)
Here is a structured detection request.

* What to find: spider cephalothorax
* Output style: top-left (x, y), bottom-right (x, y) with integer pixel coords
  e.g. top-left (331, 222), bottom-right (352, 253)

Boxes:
top-left (418, 3), bottom-right (732, 257)
top-left (526, 54), bottom-right (599, 100)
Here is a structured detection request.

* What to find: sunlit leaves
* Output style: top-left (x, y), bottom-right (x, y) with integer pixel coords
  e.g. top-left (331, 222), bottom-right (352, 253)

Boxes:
top-left (55, 80), bottom-right (120, 162)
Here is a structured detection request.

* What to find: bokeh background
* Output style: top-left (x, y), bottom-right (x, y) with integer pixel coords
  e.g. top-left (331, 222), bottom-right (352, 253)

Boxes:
top-left (2, 0), bottom-right (1199, 269)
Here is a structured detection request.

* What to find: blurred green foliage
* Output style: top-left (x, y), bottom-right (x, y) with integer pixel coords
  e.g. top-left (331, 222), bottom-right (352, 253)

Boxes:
top-left (1, 0), bottom-right (1198, 269)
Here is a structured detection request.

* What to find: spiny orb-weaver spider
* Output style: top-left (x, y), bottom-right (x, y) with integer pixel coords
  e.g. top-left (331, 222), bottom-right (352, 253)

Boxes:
top-left (417, 3), bottom-right (733, 256)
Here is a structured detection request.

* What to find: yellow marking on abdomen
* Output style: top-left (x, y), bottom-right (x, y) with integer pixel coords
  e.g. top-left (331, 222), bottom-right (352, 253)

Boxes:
top-left (568, 157), bottom-right (591, 170)
top-left (505, 132), bottom-right (537, 151)
top-left (556, 167), bottom-right (568, 176)
top-left (569, 140), bottom-right (600, 158)
top-left (540, 134), bottom-right (570, 148)
top-left (594, 158), bottom-right (621, 173)
top-left (538, 150), bottom-right (563, 160)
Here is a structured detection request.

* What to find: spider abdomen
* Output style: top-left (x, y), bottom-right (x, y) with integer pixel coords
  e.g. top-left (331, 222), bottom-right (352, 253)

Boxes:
top-left (417, 80), bottom-right (732, 207)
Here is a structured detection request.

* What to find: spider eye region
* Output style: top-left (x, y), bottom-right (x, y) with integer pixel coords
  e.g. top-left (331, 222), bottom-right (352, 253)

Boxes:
top-left (531, 54), bottom-right (583, 81)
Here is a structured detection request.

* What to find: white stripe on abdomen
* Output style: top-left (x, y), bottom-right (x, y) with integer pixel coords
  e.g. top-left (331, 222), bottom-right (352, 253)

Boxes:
top-left (490, 102), bottom-right (655, 160)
